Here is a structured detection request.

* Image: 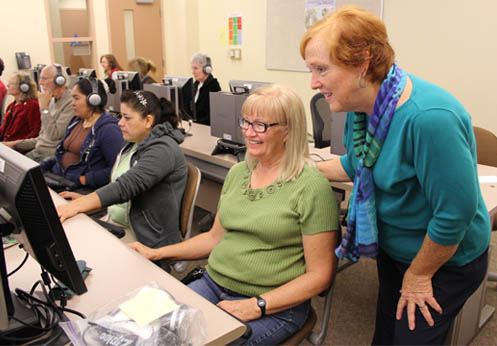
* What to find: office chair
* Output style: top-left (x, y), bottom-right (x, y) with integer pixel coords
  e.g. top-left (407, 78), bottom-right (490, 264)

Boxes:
top-left (310, 93), bottom-right (331, 148)
top-left (173, 162), bottom-right (202, 273)
top-left (473, 126), bottom-right (497, 282)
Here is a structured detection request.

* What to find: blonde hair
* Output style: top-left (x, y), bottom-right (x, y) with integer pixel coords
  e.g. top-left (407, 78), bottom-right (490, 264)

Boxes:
top-left (242, 84), bottom-right (314, 182)
top-left (128, 57), bottom-right (156, 78)
top-left (300, 5), bottom-right (395, 84)
top-left (12, 73), bottom-right (38, 102)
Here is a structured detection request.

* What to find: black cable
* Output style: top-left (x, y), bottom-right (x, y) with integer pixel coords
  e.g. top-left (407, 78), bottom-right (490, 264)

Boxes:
top-left (7, 248), bottom-right (29, 277)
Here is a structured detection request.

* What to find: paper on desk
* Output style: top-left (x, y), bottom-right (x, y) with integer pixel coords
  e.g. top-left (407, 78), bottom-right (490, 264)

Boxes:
top-left (479, 176), bottom-right (497, 184)
top-left (119, 286), bottom-right (179, 327)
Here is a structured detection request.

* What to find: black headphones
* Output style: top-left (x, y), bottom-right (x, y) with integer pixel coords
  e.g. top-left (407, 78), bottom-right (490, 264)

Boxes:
top-left (86, 78), bottom-right (102, 107)
top-left (19, 75), bottom-right (31, 93)
top-left (203, 56), bottom-right (212, 75)
top-left (53, 64), bottom-right (66, 87)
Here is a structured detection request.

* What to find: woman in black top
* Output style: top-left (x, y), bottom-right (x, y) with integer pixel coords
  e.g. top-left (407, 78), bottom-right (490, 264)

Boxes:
top-left (190, 52), bottom-right (221, 125)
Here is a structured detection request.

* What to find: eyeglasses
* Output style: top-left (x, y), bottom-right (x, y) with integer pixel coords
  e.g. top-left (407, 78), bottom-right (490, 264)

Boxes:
top-left (239, 118), bottom-right (280, 133)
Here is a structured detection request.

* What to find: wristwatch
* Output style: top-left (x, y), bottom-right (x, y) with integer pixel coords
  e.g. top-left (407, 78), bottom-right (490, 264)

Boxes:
top-left (256, 296), bottom-right (266, 317)
top-left (41, 109), bottom-right (49, 115)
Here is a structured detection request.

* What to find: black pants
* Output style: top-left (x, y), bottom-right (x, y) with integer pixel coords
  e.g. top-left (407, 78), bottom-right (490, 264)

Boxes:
top-left (372, 248), bottom-right (488, 345)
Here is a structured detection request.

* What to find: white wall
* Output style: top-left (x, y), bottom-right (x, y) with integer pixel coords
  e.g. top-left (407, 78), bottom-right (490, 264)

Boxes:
top-left (1, 0), bottom-right (496, 135)
top-left (163, 0), bottom-right (497, 135)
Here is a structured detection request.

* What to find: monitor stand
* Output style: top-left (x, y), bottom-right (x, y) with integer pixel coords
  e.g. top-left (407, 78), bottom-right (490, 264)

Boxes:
top-left (212, 139), bottom-right (246, 162)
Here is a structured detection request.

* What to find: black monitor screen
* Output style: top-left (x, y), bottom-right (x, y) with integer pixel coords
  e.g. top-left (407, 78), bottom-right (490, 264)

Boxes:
top-left (0, 144), bottom-right (87, 332)
top-left (163, 75), bottom-right (196, 121)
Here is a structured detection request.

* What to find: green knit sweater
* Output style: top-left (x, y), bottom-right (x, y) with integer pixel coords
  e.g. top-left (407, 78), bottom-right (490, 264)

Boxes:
top-left (206, 162), bottom-right (339, 297)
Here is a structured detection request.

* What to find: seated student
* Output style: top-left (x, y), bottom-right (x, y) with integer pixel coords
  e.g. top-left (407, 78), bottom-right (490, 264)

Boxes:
top-left (5, 64), bottom-right (73, 162)
top-left (190, 52), bottom-right (221, 125)
top-left (56, 90), bottom-right (187, 272)
top-left (40, 78), bottom-right (123, 189)
top-left (128, 56), bottom-right (157, 85)
top-left (100, 54), bottom-right (123, 79)
top-left (129, 84), bottom-right (340, 345)
top-left (0, 73), bottom-right (41, 142)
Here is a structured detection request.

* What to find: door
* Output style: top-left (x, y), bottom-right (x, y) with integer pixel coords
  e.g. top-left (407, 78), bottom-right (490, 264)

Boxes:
top-left (107, 0), bottom-right (164, 82)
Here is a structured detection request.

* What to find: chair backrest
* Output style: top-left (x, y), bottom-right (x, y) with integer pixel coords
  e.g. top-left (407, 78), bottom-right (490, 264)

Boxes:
top-left (310, 93), bottom-right (347, 154)
top-left (310, 93), bottom-right (331, 148)
top-left (0, 93), bottom-right (8, 127)
top-left (180, 162), bottom-right (202, 240)
top-left (473, 126), bottom-right (497, 167)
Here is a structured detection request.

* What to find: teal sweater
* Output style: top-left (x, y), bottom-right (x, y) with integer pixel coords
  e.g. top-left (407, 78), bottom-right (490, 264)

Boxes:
top-left (341, 74), bottom-right (490, 266)
top-left (206, 163), bottom-right (339, 297)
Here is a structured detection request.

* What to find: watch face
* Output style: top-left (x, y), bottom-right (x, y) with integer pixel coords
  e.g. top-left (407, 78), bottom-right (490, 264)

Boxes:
top-left (258, 300), bottom-right (265, 307)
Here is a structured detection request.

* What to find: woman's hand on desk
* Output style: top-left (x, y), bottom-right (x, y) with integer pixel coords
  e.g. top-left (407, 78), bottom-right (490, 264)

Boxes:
top-left (56, 203), bottom-right (80, 223)
top-left (59, 191), bottom-right (83, 200)
top-left (128, 242), bottom-right (161, 261)
top-left (217, 298), bottom-right (261, 322)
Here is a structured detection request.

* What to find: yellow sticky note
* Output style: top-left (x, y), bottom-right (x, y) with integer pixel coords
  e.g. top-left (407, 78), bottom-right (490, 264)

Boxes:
top-left (119, 287), bottom-right (179, 327)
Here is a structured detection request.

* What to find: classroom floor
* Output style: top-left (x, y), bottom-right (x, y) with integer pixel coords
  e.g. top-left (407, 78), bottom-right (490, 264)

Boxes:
top-left (173, 208), bottom-right (497, 345)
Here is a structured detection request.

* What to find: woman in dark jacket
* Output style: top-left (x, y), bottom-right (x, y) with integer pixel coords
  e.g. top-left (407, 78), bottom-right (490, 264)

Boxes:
top-left (40, 78), bottom-right (123, 189)
top-left (56, 90), bottom-right (187, 272)
top-left (191, 52), bottom-right (221, 125)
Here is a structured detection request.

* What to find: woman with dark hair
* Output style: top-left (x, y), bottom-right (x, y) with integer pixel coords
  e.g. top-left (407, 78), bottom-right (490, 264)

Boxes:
top-left (56, 90), bottom-right (187, 271)
top-left (0, 73), bottom-right (41, 142)
top-left (100, 54), bottom-right (123, 78)
top-left (40, 78), bottom-right (123, 189)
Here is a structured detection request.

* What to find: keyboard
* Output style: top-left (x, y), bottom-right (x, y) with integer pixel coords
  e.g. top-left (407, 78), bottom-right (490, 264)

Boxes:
top-left (43, 171), bottom-right (77, 192)
top-left (90, 216), bottom-right (126, 239)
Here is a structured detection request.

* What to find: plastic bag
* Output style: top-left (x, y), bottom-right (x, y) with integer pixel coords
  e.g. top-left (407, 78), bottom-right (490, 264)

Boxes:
top-left (60, 282), bottom-right (207, 346)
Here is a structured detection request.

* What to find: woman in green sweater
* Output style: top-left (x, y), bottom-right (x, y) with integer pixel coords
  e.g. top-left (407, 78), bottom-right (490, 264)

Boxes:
top-left (130, 84), bottom-right (340, 345)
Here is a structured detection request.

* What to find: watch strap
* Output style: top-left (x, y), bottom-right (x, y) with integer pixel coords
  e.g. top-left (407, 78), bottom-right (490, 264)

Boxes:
top-left (256, 296), bottom-right (266, 317)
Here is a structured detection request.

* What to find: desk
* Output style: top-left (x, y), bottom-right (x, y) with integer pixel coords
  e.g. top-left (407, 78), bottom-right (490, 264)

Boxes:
top-left (5, 192), bottom-right (246, 345)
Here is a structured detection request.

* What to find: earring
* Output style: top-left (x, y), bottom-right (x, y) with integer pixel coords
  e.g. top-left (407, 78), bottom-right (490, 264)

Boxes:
top-left (358, 73), bottom-right (368, 88)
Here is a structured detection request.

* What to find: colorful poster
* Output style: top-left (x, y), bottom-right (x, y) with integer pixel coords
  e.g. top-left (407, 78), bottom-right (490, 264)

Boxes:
top-left (305, 0), bottom-right (335, 29)
top-left (228, 13), bottom-right (242, 45)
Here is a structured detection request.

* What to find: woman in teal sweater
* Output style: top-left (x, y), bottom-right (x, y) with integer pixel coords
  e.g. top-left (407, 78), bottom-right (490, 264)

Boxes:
top-left (301, 5), bottom-right (490, 345)
top-left (130, 84), bottom-right (340, 345)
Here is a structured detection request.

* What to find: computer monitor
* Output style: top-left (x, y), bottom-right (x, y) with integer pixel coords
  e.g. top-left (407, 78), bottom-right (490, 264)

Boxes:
top-left (163, 75), bottom-right (196, 121)
top-left (143, 83), bottom-right (179, 119)
top-left (78, 68), bottom-right (97, 79)
top-left (113, 71), bottom-right (142, 91)
top-left (0, 144), bottom-right (87, 336)
top-left (107, 71), bottom-right (142, 113)
top-left (228, 80), bottom-right (272, 95)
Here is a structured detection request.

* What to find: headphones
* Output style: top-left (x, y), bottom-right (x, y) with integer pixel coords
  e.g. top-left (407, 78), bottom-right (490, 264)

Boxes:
top-left (203, 56), bottom-right (212, 75)
top-left (86, 78), bottom-right (102, 107)
top-left (53, 64), bottom-right (66, 87)
top-left (19, 75), bottom-right (31, 93)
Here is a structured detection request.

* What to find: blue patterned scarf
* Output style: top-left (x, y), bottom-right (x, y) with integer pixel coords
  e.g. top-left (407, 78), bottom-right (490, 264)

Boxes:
top-left (335, 62), bottom-right (407, 262)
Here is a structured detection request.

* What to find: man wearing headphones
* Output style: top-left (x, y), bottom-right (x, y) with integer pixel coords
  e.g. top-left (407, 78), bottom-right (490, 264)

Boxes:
top-left (6, 64), bottom-right (73, 161)
top-left (191, 52), bottom-right (221, 125)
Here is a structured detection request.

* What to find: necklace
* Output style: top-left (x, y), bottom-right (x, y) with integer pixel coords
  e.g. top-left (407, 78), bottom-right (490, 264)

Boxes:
top-left (83, 112), bottom-right (101, 128)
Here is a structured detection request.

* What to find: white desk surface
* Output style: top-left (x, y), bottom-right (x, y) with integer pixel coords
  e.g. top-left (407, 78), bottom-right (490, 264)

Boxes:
top-left (5, 192), bottom-right (246, 346)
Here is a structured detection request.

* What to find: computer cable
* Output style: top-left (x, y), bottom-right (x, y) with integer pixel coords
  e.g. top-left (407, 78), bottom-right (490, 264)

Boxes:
top-left (7, 249), bottom-right (29, 277)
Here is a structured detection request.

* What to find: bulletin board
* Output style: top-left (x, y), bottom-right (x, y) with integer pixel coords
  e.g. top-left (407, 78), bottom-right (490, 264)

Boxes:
top-left (266, 0), bottom-right (383, 72)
